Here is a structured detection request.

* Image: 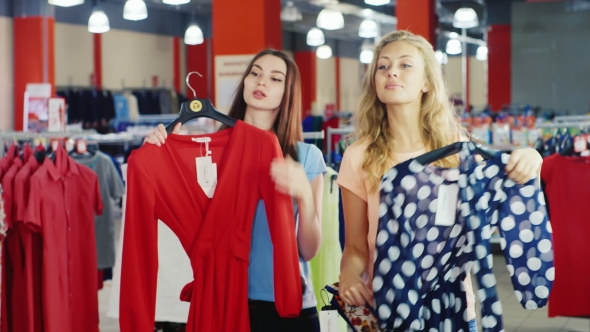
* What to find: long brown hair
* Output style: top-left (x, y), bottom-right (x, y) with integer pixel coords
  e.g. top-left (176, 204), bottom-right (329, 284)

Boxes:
top-left (219, 49), bottom-right (303, 161)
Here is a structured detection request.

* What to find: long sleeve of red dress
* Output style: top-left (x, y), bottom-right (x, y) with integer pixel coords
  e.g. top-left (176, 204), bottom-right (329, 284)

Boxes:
top-left (119, 121), bottom-right (302, 332)
top-left (258, 131), bottom-right (303, 318)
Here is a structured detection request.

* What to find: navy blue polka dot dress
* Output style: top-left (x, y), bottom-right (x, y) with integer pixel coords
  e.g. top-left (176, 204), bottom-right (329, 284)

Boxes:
top-left (373, 142), bottom-right (554, 332)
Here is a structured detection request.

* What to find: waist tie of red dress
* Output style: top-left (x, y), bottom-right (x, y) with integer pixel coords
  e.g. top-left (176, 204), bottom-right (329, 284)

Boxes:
top-left (179, 231), bottom-right (251, 302)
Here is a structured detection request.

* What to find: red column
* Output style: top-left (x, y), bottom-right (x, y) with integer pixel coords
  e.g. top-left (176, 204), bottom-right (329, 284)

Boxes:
top-left (186, 39), bottom-right (210, 99)
top-left (294, 52), bottom-right (316, 118)
top-left (396, 0), bottom-right (436, 45)
top-left (335, 57), bottom-right (341, 111)
top-left (173, 37), bottom-right (181, 93)
top-left (212, 0), bottom-right (281, 55)
top-left (93, 34), bottom-right (102, 89)
top-left (211, 0), bottom-right (281, 112)
top-left (487, 25), bottom-right (511, 111)
top-left (13, 16), bottom-right (55, 130)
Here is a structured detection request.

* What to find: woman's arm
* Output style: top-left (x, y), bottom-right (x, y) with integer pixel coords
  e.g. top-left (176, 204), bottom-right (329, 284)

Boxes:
top-left (296, 174), bottom-right (324, 261)
top-left (338, 187), bottom-right (373, 306)
top-left (270, 156), bottom-right (323, 261)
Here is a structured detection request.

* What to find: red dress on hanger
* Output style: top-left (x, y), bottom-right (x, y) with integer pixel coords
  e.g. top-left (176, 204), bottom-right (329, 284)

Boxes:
top-left (119, 120), bottom-right (302, 332)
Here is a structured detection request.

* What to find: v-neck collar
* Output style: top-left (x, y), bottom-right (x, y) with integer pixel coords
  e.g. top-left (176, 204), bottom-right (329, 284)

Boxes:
top-left (164, 120), bottom-right (243, 203)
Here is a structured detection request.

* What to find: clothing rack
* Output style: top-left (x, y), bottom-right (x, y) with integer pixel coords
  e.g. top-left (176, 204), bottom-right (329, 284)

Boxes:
top-left (0, 130), bottom-right (143, 157)
top-left (0, 130), bottom-right (98, 140)
top-left (302, 130), bottom-right (324, 140)
top-left (553, 115), bottom-right (590, 123)
top-left (326, 127), bottom-right (354, 165)
top-left (111, 87), bottom-right (176, 94)
top-left (56, 85), bottom-right (99, 90)
top-left (536, 120), bottom-right (590, 129)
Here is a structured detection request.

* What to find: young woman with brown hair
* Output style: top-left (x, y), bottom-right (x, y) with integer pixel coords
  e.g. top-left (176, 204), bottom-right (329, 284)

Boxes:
top-left (145, 49), bottom-right (325, 332)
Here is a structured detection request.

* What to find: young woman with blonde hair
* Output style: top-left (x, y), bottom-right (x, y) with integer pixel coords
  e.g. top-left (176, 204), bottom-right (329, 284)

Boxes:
top-left (336, 30), bottom-right (542, 331)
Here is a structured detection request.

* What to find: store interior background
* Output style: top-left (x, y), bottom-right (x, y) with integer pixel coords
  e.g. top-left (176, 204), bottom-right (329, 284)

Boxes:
top-left (0, 0), bottom-right (588, 132)
top-left (1, 0), bottom-right (590, 331)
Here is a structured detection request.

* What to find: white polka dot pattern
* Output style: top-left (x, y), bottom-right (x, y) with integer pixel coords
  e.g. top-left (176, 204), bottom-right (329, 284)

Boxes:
top-left (374, 142), bottom-right (554, 332)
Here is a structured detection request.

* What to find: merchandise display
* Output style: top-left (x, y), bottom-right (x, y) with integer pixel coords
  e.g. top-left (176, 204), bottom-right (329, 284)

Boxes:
top-left (1, 143), bottom-right (103, 332)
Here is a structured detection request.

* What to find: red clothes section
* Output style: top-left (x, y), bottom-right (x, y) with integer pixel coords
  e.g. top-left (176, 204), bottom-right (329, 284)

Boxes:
top-left (541, 154), bottom-right (590, 317)
top-left (1, 144), bottom-right (103, 332)
top-left (120, 120), bottom-right (302, 332)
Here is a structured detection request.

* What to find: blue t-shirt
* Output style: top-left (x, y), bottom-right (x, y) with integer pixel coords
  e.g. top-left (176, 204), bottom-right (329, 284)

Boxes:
top-left (248, 142), bottom-right (327, 309)
top-left (113, 94), bottom-right (130, 127)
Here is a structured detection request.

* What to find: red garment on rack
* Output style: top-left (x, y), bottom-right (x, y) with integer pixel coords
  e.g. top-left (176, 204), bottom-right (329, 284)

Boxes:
top-left (541, 154), bottom-right (590, 317)
top-left (120, 120), bottom-right (302, 332)
top-left (12, 153), bottom-right (44, 332)
top-left (26, 145), bottom-right (103, 332)
top-left (0, 145), bottom-right (17, 180)
top-left (1, 144), bottom-right (35, 332)
top-left (1, 155), bottom-right (23, 332)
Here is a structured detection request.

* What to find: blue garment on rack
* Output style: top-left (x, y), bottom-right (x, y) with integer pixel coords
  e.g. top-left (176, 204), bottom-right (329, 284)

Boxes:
top-left (374, 142), bottom-right (554, 332)
top-left (113, 94), bottom-right (130, 127)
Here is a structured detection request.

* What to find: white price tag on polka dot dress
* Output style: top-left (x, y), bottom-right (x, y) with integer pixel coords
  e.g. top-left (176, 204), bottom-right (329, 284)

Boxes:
top-left (435, 184), bottom-right (459, 226)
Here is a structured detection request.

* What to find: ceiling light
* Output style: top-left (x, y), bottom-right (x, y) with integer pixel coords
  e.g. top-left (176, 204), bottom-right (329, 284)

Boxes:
top-left (476, 46), bottom-right (488, 61)
top-left (281, 1), bottom-right (302, 22)
top-left (359, 41), bottom-right (374, 64)
top-left (162, 0), bottom-right (190, 5)
top-left (359, 19), bottom-right (378, 38)
top-left (360, 50), bottom-right (373, 64)
top-left (316, 45), bottom-right (332, 59)
top-left (317, 9), bottom-right (344, 30)
top-left (446, 39), bottom-right (462, 55)
top-left (435, 50), bottom-right (448, 65)
top-left (123, 0), bottom-right (148, 21)
top-left (453, 7), bottom-right (479, 29)
top-left (184, 25), bottom-right (204, 45)
top-left (88, 8), bottom-right (110, 33)
top-left (48, 0), bottom-right (84, 7)
top-left (364, 0), bottom-right (390, 5)
top-left (306, 28), bottom-right (325, 46)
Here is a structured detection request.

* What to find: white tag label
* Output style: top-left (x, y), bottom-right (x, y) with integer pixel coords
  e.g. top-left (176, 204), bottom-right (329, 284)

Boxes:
top-left (319, 310), bottom-right (339, 332)
top-left (435, 184), bottom-right (459, 226)
top-left (196, 156), bottom-right (217, 198)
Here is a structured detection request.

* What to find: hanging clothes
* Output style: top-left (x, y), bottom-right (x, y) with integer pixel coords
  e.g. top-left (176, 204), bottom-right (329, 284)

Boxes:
top-left (26, 145), bottom-right (103, 332)
top-left (119, 120), bottom-right (302, 332)
top-left (309, 167), bottom-right (347, 332)
top-left (310, 167), bottom-right (341, 310)
top-left (541, 154), bottom-right (590, 317)
top-left (108, 166), bottom-right (193, 325)
top-left (1, 151), bottom-right (24, 332)
top-left (374, 142), bottom-right (554, 332)
top-left (0, 184), bottom-right (4, 238)
top-left (121, 91), bottom-right (140, 121)
top-left (1, 145), bottom-right (33, 332)
top-left (72, 151), bottom-right (125, 269)
top-left (12, 148), bottom-right (44, 332)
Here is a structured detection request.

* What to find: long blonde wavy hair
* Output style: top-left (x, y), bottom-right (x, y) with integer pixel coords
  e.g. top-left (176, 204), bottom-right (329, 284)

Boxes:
top-left (353, 30), bottom-right (467, 193)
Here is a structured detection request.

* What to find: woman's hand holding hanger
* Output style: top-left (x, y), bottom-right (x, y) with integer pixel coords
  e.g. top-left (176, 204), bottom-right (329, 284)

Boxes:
top-left (505, 147), bottom-right (543, 184)
top-left (143, 123), bottom-right (182, 146)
